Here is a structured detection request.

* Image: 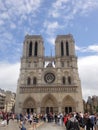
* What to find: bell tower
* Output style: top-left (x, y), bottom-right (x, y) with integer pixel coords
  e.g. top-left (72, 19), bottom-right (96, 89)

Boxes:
top-left (55, 34), bottom-right (76, 68)
top-left (23, 34), bottom-right (44, 58)
top-left (55, 34), bottom-right (75, 57)
top-left (22, 35), bottom-right (44, 69)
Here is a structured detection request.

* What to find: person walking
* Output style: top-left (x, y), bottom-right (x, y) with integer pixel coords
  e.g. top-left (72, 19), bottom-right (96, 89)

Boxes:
top-left (6, 113), bottom-right (10, 125)
top-left (66, 112), bottom-right (80, 130)
top-left (32, 114), bottom-right (37, 130)
top-left (95, 113), bottom-right (98, 130)
top-left (19, 119), bottom-right (26, 130)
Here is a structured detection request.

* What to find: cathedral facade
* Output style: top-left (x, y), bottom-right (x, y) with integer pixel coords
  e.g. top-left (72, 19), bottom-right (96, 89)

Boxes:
top-left (15, 34), bottom-right (83, 114)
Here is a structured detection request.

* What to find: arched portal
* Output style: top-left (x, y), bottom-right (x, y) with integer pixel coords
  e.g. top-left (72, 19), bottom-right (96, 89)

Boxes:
top-left (41, 94), bottom-right (58, 114)
top-left (62, 95), bottom-right (76, 113)
top-left (23, 97), bottom-right (36, 114)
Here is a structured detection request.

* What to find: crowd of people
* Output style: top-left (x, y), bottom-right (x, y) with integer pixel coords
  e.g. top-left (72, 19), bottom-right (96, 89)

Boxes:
top-left (62, 112), bottom-right (98, 130)
top-left (16, 111), bottom-right (98, 130)
top-left (0, 111), bottom-right (15, 125)
top-left (0, 111), bottom-right (98, 130)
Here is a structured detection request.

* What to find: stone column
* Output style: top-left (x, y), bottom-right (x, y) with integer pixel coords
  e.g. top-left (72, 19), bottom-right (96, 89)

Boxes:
top-left (36, 102), bottom-right (41, 114)
top-left (58, 101), bottom-right (62, 113)
top-left (58, 107), bottom-right (62, 113)
top-left (37, 107), bottom-right (40, 114)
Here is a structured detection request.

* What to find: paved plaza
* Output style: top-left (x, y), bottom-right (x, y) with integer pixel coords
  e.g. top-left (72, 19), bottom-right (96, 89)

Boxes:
top-left (0, 120), bottom-right (65, 130)
top-left (35, 122), bottom-right (65, 130)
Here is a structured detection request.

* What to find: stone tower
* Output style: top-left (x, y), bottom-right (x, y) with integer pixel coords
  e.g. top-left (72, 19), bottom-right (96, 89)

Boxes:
top-left (15, 34), bottom-right (83, 114)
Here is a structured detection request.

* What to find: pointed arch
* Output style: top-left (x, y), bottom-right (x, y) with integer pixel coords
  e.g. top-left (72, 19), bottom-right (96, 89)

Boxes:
top-left (61, 41), bottom-right (64, 56)
top-left (66, 41), bottom-right (69, 56)
top-left (23, 97), bottom-right (36, 108)
top-left (29, 41), bottom-right (32, 57)
top-left (41, 94), bottom-right (58, 107)
top-left (62, 95), bottom-right (76, 113)
top-left (33, 77), bottom-right (37, 85)
top-left (68, 76), bottom-right (71, 84)
top-left (62, 76), bottom-right (66, 84)
top-left (27, 77), bottom-right (31, 85)
top-left (62, 95), bottom-right (75, 106)
top-left (34, 41), bottom-right (38, 56)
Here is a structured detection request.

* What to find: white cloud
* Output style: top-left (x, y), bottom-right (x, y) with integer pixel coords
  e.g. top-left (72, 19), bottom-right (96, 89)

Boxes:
top-left (0, 32), bottom-right (14, 44)
top-left (47, 37), bottom-right (55, 45)
top-left (44, 21), bottom-right (59, 32)
top-left (43, 0), bottom-right (98, 39)
top-left (0, 62), bottom-right (20, 92)
top-left (76, 44), bottom-right (98, 53)
top-left (0, 0), bottom-right (42, 28)
top-left (4, 0), bottom-right (42, 15)
top-left (52, 0), bottom-right (69, 9)
top-left (1, 12), bottom-right (10, 20)
top-left (75, 45), bottom-right (81, 51)
top-left (50, 0), bottom-right (98, 20)
top-left (78, 55), bottom-right (98, 100)
top-left (43, 21), bottom-right (63, 37)
top-left (80, 0), bottom-right (98, 15)
top-left (43, 21), bottom-right (64, 45)
top-left (87, 45), bottom-right (98, 52)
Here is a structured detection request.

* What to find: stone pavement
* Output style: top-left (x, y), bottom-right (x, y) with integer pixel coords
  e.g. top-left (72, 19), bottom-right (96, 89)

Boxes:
top-left (0, 120), bottom-right (19, 130)
top-left (35, 122), bottom-right (65, 130)
top-left (0, 120), bottom-right (65, 130)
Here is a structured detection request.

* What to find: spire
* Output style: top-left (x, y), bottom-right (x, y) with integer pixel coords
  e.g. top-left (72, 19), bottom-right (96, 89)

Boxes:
top-left (50, 47), bottom-right (52, 58)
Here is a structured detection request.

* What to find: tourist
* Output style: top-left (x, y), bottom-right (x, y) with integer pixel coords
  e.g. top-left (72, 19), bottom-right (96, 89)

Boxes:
top-left (29, 113), bottom-right (33, 125)
top-left (63, 114), bottom-right (68, 127)
top-left (66, 112), bottom-right (80, 130)
top-left (95, 113), bottom-right (98, 130)
top-left (90, 113), bottom-right (96, 130)
top-left (19, 119), bottom-right (26, 130)
top-left (32, 114), bottom-right (37, 130)
top-left (16, 113), bottom-right (20, 123)
top-left (6, 113), bottom-right (10, 125)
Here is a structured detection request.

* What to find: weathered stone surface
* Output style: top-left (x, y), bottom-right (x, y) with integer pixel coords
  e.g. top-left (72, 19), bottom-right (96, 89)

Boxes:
top-left (15, 34), bottom-right (83, 114)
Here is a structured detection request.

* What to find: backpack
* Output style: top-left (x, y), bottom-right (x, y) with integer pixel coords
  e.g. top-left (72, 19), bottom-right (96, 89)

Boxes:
top-left (69, 120), bottom-right (80, 130)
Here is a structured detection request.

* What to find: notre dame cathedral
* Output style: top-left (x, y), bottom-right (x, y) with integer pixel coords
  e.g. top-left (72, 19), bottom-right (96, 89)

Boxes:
top-left (15, 34), bottom-right (83, 114)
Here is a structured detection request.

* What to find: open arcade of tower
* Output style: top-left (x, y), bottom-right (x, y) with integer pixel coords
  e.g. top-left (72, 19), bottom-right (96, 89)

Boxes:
top-left (15, 34), bottom-right (83, 114)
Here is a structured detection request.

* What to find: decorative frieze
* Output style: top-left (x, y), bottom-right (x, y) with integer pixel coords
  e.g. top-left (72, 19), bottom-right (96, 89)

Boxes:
top-left (20, 86), bottom-right (77, 93)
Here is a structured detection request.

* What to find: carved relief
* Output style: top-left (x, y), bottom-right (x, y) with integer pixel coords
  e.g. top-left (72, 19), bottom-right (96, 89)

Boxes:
top-left (23, 97), bottom-right (36, 108)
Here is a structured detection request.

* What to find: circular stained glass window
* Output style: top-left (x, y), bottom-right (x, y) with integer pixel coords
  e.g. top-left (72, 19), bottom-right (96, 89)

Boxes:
top-left (44, 73), bottom-right (55, 84)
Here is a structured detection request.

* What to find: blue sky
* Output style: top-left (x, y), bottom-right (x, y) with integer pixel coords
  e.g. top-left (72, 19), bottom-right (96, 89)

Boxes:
top-left (0, 0), bottom-right (98, 100)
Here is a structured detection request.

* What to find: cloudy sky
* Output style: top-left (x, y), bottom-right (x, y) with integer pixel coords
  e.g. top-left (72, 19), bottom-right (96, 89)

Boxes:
top-left (0, 0), bottom-right (98, 101)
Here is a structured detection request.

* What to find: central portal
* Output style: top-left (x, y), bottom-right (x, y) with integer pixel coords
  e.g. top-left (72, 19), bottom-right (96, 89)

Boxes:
top-left (27, 108), bottom-right (34, 114)
top-left (46, 107), bottom-right (53, 113)
top-left (41, 94), bottom-right (58, 114)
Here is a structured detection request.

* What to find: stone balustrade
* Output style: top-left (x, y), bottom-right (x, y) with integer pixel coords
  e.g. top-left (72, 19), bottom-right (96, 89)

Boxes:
top-left (20, 85), bottom-right (77, 93)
